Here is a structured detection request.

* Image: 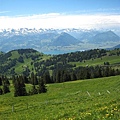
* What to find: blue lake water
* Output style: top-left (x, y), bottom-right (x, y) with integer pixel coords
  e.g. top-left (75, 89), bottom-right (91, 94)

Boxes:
top-left (43, 50), bottom-right (77, 55)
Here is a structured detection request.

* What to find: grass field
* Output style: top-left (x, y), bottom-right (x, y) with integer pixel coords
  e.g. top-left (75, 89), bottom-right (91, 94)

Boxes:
top-left (0, 75), bottom-right (120, 119)
top-left (9, 50), bottom-right (51, 74)
top-left (70, 55), bottom-right (120, 67)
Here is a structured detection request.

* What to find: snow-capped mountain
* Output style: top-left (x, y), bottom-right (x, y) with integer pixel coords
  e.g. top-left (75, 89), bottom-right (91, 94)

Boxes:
top-left (0, 28), bottom-right (120, 54)
top-left (0, 28), bottom-right (58, 37)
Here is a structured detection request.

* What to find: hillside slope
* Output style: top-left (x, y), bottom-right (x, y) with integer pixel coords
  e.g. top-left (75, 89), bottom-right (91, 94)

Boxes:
top-left (0, 48), bottom-right (120, 77)
top-left (0, 48), bottom-right (51, 75)
top-left (0, 75), bottom-right (120, 119)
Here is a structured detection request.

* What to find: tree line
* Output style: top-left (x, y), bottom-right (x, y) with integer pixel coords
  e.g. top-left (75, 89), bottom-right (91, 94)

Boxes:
top-left (0, 65), bottom-right (120, 96)
top-left (41, 65), bottom-right (120, 83)
top-left (0, 75), bottom-right (10, 95)
top-left (0, 74), bottom-right (47, 97)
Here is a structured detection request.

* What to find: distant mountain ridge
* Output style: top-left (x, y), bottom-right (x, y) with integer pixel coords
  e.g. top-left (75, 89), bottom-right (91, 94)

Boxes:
top-left (90, 31), bottom-right (120, 43)
top-left (113, 44), bottom-right (120, 49)
top-left (51, 32), bottom-right (81, 46)
top-left (0, 28), bottom-right (120, 54)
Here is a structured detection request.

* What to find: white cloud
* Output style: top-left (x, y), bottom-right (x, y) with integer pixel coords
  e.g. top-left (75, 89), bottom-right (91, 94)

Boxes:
top-left (0, 11), bottom-right (10, 14)
top-left (0, 13), bottom-right (120, 29)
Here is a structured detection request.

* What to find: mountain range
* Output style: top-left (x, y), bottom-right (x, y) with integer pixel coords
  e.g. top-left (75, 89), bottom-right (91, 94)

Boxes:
top-left (0, 28), bottom-right (120, 54)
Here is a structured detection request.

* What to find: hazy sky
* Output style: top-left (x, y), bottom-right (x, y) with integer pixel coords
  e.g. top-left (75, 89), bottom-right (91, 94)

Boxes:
top-left (0, 0), bottom-right (120, 29)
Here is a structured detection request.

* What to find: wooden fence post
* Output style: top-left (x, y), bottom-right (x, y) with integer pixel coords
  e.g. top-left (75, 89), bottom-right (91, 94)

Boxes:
top-left (12, 104), bottom-right (14, 112)
top-left (98, 92), bottom-right (101, 95)
top-left (26, 103), bottom-right (28, 109)
top-left (107, 90), bottom-right (110, 94)
top-left (87, 91), bottom-right (91, 97)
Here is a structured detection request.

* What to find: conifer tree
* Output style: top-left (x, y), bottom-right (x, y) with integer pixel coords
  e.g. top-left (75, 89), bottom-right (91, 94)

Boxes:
top-left (14, 77), bottom-right (19, 97)
top-left (70, 72), bottom-right (77, 81)
top-left (2, 81), bottom-right (10, 94)
top-left (30, 72), bottom-right (38, 85)
top-left (0, 77), bottom-right (2, 86)
top-left (43, 70), bottom-right (51, 83)
top-left (19, 75), bottom-right (27, 96)
top-left (14, 76), bottom-right (27, 97)
top-left (38, 77), bottom-right (47, 93)
top-left (12, 75), bottom-right (16, 85)
top-left (23, 75), bottom-right (29, 83)
top-left (2, 75), bottom-right (10, 94)
top-left (56, 70), bottom-right (61, 83)
top-left (0, 87), bottom-right (3, 95)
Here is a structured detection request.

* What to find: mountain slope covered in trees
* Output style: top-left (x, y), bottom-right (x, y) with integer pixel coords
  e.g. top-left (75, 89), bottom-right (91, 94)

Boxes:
top-left (0, 48), bottom-right (120, 84)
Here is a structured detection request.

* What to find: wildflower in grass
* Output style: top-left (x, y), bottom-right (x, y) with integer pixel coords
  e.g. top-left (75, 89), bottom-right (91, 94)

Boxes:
top-left (105, 114), bottom-right (109, 118)
top-left (114, 108), bottom-right (117, 111)
top-left (111, 110), bottom-right (114, 113)
top-left (86, 112), bottom-right (91, 115)
top-left (68, 118), bottom-right (74, 120)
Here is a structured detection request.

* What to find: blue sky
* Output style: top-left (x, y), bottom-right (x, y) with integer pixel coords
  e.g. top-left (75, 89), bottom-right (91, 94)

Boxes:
top-left (0, 0), bottom-right (120, 29)
top-left (0, 0), bottom-right (120, 15)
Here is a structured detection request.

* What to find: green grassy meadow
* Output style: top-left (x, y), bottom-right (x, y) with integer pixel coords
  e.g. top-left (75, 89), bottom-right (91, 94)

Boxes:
top-left (0, 75), bottom-right (120, 120)
top-left (9, 50), bottom-right (51, 74)
top-left (70, 55), bottom-right (120, 67)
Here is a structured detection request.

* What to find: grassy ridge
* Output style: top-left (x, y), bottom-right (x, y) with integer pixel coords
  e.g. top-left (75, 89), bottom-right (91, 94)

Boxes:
top-left (70, 55), bottom-right (120, 67)
top-left (0, 75), bottom-right (120, 119)
top-left (6, 50), bottom-right (51, 74)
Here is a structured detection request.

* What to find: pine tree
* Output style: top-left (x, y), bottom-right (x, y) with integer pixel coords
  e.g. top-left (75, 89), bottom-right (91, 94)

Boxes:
top-left (0, 77), bottom-right (2, 86)
top-left (12, 75), bottom-right (16, 85)
top-left (30, 72), bottom-right (38, 85)
top-left (19, 76), bottom-right (27, 96)
top-left (14, 76), bottom-right (27, 97)
top-left (43, 70), bottom-right (51, 83)
top-left (23, 75), bottom-right (29, 83)
top-left (3, 81), bottom-right (10, 94)
top-left (0, 87), bottom-right (3, 95)
top-left (70, 72), bottom-right (77, 81)
top-left (2, 76), bottom-right (10, 94)
top-left (56, 70), bottom-right (61, 83)
top-left (38, 77), bottom-right (47, 93)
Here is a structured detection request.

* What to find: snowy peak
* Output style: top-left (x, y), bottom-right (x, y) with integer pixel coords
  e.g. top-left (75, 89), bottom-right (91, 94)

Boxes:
top-left (0, 28), bottom-right (59, 37)
top-left (0, 28), bottom-right (120, 54)
top-left (0, 28), bottom-right (120, 37)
